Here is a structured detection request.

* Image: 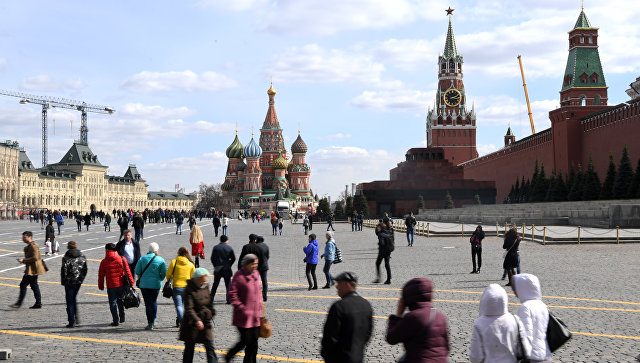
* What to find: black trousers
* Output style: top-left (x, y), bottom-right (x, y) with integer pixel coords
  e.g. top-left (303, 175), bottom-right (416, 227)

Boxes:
top-left (472, 245), bottom-right (482, 271)
top-left (305, 263), bottom-right (317, 288)
top-left (375, 252), bottom-right (391, 281)
top-left (211, 271), bottom-right (231, 302)
top-left (259, 269), bottom-right (268, 302)
top-left (226, 326), bottom-right (259, 363)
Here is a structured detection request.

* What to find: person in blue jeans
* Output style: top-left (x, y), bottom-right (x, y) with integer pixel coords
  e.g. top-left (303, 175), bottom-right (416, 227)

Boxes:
top-left (320, 231), bottom-right (336, 288)
top-left (326, 213), bottom-right (335, 231)
top-left (55, 213), bottom-right (64, 235)
top-left (405, 212), bottom-right (416, 247)
top-left (135, 242), bottom-right (167, 330)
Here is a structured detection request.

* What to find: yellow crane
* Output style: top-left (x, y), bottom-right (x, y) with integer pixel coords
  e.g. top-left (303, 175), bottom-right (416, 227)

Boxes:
top-left (518, 55), bottom-right (535, 134)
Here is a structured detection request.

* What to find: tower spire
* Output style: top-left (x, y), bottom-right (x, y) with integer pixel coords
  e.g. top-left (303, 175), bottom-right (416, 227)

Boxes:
top-left (443, 7), bottom-right (458, 58)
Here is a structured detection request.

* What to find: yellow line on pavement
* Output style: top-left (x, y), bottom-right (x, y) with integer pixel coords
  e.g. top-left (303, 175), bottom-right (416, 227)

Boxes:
top-left (0, 329), bottom-right (323, 362)
top-left (0, 282), bottom-right (17, 288)
top-left (0, 276), bottom-right (98, 287)
top-left (0, 248), bottom-right (21, 253)
top-left (85, 292), bottom-right (107, 297)
top-left (276, 308), bottom-right (640, 341)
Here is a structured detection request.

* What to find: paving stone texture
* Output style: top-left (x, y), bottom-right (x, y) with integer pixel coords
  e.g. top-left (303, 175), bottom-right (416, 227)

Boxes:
top-left (0, 218), bottom-right (639, 362)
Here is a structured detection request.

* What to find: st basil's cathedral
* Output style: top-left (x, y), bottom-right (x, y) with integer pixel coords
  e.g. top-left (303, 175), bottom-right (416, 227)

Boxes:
top-left (221, 83), bottom-right (315, 214)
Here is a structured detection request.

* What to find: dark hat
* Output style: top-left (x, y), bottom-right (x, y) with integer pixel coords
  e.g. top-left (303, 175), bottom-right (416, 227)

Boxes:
top-left (334, 271), bottom-right (358, 284)
top-left (105, 243), bottom-right (117, 251)
top-left (256, 236), bottom-right (264, 243)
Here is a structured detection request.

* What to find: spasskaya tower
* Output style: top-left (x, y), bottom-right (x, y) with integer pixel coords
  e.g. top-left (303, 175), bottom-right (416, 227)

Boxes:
top-left (426, 8), bottom-right (478, 164)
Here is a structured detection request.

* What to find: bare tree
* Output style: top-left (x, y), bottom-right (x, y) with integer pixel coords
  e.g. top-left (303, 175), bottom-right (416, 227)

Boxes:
top-left (195, 183), bottom-right (223, 211)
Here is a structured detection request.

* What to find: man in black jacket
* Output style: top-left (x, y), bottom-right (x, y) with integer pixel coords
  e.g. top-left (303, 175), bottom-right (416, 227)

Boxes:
top-left (405, 211), bottom-right (417, 247)
top-left (237, 234), bottom-right (265, 272)
top-left (60, 241), bottom-right (88, 327)
top-left (321, 272), bottom-right (373, 363)
top-left (255, 236), bottom-right (270, 302)
top-left (212, 214), bottom-right (221, 237)
top-left (210, 235), bottom-right (235, 304)
top-left (115, 230), bottom-right (141, 278)
top-left (132, 213), bottom-right (144, 242)
top-left (374, 221), bottom-right (393, 284)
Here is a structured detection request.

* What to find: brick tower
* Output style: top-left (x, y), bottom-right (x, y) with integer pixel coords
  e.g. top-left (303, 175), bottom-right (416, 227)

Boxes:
top-left (259, 82), bottom-right (286, 193)
top-left (288, 132), bottom-right (311, 196)
top-left (242, 135), bottom-right (263, 200)
top-left (549, 6), bottom-right (608, 173)
top-left (426, 8), bottom-right (478, 164)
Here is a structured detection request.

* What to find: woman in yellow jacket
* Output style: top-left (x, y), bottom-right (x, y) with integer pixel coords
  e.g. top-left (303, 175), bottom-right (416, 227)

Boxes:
top-left (166, 247), bottom-right (196, 327)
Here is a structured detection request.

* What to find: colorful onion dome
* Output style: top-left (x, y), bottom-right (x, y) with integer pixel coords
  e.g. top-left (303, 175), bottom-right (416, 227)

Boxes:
top-left (243, 136), bottom-right (262, 158)
top-left (267, 82), bottom-right (276, 96)
top-left (236, 159), bottom-right (246, 171)
top-left (291, 133), bottom-right (307, 154)
top-left (273, 153), bottom-right (287, 169)
top-left (225, 134), bottom-right (244, 159)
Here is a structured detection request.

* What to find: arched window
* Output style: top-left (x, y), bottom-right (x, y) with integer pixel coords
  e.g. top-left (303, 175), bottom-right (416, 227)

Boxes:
top-left (449, 59), bottom-right (454, 70)
top-left (580, 35), bottom-right (584, 43)
top-left (579, 95), bottom-right (586, 106)
top-left (588, 36), bottom-right (593, 44)
top-left (594, 94), bottom-right (601, 105)
top-left (442, 131), bottom-right (445, 137)
top-left (441, 63), bottom-right (446, 71)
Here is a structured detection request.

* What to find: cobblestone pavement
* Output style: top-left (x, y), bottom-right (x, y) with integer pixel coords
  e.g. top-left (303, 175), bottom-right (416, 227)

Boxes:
top-left (0, 219), bottom-right (639, 362)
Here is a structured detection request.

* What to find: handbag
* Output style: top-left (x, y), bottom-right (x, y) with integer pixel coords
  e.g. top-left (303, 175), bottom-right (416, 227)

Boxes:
top-left (333, 246), bottom-right (343, 264)
top-left (259, 316), bottom-right (272, 338)
top-left (512, 314), bottom-right (530, 363)
top-left (547, 310), bottom-right (571, 352)
top-left (397, 308), bottom-right (437, 363)
top-left (162, 261), bottom-right (177, 299)
top-left (136, 255), bottom-right (156, 288)
top-left (121, 257), bottom-right (140, 309)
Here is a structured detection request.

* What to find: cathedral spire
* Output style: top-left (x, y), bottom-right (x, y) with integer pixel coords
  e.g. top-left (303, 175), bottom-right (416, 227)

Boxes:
top-left (262, 82), bottom-right (281, 129)
top-left (443, 9), bottom-right (458, 59)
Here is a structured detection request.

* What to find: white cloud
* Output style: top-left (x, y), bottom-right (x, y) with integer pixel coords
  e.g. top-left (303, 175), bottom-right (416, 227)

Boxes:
top-left (120, 103), bottom-right (195, 120)
top-left (350, 86), bottom-right (434, 112)
top-left (196, 0), bottom-right (267, 11)
top-left (20, 74), bottom-right (85, 91)
top-left (316, 133), bottom-right (352, 141)
top-left (140, 152), bottom-right (228, 192)
top-left (308, 145), bottom-right (402, 198)
top-left (475, 95), bottom-right (558, 131)
top-left (0, 58), bottom-right (6, 71)
top-left (477, 144), bottom-right (498, 156)
top-left (272, 45), bottom-right (385, 84)
top-left (121, 70), bottom-right (238, 92)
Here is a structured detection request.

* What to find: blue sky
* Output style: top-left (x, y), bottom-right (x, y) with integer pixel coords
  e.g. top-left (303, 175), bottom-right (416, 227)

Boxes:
top-left (1, 0), bottom-right (639, 199)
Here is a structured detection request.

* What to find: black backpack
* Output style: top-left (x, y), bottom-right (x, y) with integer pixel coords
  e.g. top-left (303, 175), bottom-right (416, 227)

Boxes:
top-left (382, 229), bottom-right (395, 252)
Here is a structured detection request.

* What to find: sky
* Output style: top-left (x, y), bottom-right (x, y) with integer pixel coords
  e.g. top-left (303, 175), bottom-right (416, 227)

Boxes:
top-left (0, 0), bottom-right (639, 200)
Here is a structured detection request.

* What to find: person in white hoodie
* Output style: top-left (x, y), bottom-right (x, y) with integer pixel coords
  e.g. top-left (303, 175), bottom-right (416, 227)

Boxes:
top-left (513, 273), bottom-right (552, 362)
top-left (470, 284), bottom-right (528, 363)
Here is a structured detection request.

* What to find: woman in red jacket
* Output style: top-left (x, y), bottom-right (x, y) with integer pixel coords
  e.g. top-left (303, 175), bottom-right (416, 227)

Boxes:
top-left (98, 243), bottom-right (134, 327)
top-left (190, 224), bottom-right (204, 268)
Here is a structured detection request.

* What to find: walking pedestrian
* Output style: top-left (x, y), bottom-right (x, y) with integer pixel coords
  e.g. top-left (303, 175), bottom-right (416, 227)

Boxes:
top-left (503, 228), bottom-right (521, 287)
top-left (308, 212), bottom-right (313, 230)
top-left (83, 213), bottom-right (91, 231)
top-left (326, 213), bottom-right (335, 231)
top-left (256, 235), bottom-right (269, 302)
top-left (405, 211), bottom-right (416, 247)
top-left (45, 220), bottom-right (56, 256)
top-left (303, 215), bottom-right (310, 235)
top-left (386, 278), bottom-right (450, 362)
top-left (132, 213), bottom-right (145, 242)
top-left (320, 231), bottom-right (336, 288)
top-left (303, 233), bottom-right (319, 290)
top-left (98, 243), bottom-right (134, 326)
top-left (212, 214), bottom-right (221, 237)
top-left (190, 224), bottom-right (205, 268)
top-left (358, 211), bottom-right (364, 231)
top-left (60, 241), bottom-right (88, 328)
top-left (278, 219), bottom-right (283, 235)
top-left (211, 235), bottom-right (235, 304)
top-left (176, 213), bottom-right (184, 235)
top-left (270, 214), bottom-right (278, 236)
top-left (75, 213), bottom-right (82, 232)
top-left (222, 214), bottom-right (229, 236)
top-left (167, 247), bottom-right (196, 327)
top-left (116, 230), bottom-right (141, 278)
top-left (226, 254), bottom-right (265, 363)
top-left (321, 272), bottom-right (373, 363)
top-left (188, 214), bottom-right (196, 230)
top-left (135, 242), bottom-right (167, 330)
top-left (351, 212), bottom-right (358, 232)
top-left (9, 231), bottom-right (45, 309)
top-left (470, 284), bottom-right (524, 363)
top-left (180, 268), bottom-right (219, 363)
top-left (55, 212), bottom-right (64, 235)
top-left (104, 213), bottom-right (111, 231)
top-left (470, 226), bottom-right (485, 274)
top-left (238, 234), bottom-right (265, 272)
top-left (512, 273), bottom-right (551, 363)
top-left (374, 220), bottom-right (394, 284)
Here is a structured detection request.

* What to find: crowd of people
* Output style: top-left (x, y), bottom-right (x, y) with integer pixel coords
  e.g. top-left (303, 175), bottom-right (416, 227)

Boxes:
top-left (8, 206), bottom-right (562, 363)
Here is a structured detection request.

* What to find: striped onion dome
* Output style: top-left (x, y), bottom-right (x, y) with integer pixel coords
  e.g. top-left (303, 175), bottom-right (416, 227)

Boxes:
top-left (225, 134), bottom-right (244, 159)
top-left (291, 133), bottom-right (307, 154)
top-left (243, 137), bottom-right (262, 158)
top-left (237, 159), bottom-right (246, 171)
top-left (273, 153), bottom-right (287, 169)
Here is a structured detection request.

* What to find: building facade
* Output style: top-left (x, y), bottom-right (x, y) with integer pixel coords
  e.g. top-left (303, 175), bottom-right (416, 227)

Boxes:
top-left (0, 141), bottom-right (20, 218)
top-left (461, 8), bottom-right (640, 202)
top-left (13, 141), bottom-right (196, 216)
top-left (222, 84), bottom-right (315, 214)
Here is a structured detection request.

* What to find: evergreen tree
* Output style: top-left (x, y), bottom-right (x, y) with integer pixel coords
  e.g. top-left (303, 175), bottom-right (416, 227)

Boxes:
top-left (317, 198), bottom-right (331, 218)
top-left (613, 146), bottom-right (634, 199)
top-left (513, 178), bottom-right (520, 203)
top-left (554, 171), bottom-right (568, 201)
top-left (600, 154), bottom-right (616, 200)
top-left (508, 185), bottom-right (515, 203)
top-left (568, 164), bottom-right (584, 201)
top-left (333, 201), bottom-right (345, 219)
top-left (314, 193), bottom-right (319, 201)
top-left (520, 179), bottom-right (530, 203)
top-left (628, 158), bottom-right (640, 198)
top-left (474, 193), bottom-right (482, 205)
top-left (355, 194), bottom-right (369, 216)
top-left (416, 194), bottom-right (425, 210)
top-left (545, 170), bottom-right (557, 201)
top-left (532, 164), bottom-right (548, 202)
top-left (444, 191), bottom-right (454, 209)
top-left (344, 196), bottom-right (354, 217)
top-left (566, 164), bottom-right (576, 196)
top-left (582, 156), bottom-right (601, 201)
top-left (529, 160), bottom-right (540, 202)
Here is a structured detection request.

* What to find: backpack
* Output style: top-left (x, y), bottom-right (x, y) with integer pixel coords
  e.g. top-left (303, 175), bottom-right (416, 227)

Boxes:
top-left (382, 229), bottom-right (395, 252)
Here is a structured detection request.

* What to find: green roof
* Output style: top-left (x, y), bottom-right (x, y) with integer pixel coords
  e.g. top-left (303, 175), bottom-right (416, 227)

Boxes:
top-left (562, 47), bottom-right (606, 90)
top-left (443, 17), bottom-right (458, 59)
top-left (574, 10), bottom-right (592, 29)
top-left (148, 191), bottom-right (195, 200)
top-left (57, 142), bottom-right (103, 166)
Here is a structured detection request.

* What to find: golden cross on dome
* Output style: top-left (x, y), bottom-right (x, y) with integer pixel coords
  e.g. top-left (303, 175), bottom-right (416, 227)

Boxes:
top-left (235, 121), bottom-right (238, 135)
top-left (445, 7), bottom-right (454, 16)
top-left (251, 126), bottom-right (254, 138)
top-left (298, 121), bottom-right (301, 135)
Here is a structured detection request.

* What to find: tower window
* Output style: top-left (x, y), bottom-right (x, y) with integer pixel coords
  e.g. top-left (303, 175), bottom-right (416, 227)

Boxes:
top-left (441, 63), bottom-right (446, 70)
top-left (588, 36), bottom-right (593, 44)
top-left (594, 94), bottom-right (601, 105)
top-left (452, 131), bottom-right (456, 137)
top-left (442, 131), bottom-right (445, 137)
top-left (580, 35), bottom-right (584, 43)
top-left (590, 73), bottom-right (598, 83)
top-left (579, 95), bottom-right (586, 106)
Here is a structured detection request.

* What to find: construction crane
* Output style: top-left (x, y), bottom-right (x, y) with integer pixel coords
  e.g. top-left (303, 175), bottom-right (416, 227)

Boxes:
top-left (517, 55), bottom-right (535, 134)
top-left (0, 90), bottom-right (115, 167)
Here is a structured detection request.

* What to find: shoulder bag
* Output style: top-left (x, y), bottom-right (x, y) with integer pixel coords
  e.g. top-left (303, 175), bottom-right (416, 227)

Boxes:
top-left (136, 255), bottom-right (156, 288)
top-left (397, 308), bottom-right (437, 363)
top-left (162, 260), bottom-right (177, 298)
top-left (121, 257), bottom-right (140, 309)
top-left (547, 310), bottom-right (571, 352)
top-left (259, 314), bottom-right (272, 338)
top-left (333, 242), bottom-right (343, 264)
